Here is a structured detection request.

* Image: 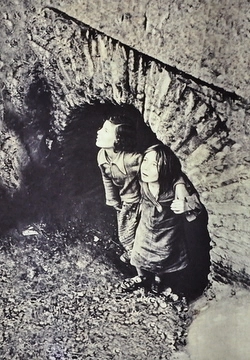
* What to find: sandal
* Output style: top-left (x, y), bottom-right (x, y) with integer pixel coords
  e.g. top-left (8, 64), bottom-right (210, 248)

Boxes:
top-left (120, 275), bottom-right (147, 292)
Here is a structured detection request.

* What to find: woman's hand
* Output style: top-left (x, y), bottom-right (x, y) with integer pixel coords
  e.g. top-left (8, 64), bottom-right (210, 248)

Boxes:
top-left (170, 199), bottom-right (187, 214)
top-left (113, 204), bottom-right (122, 212)
top-left (172, 183), bottom-right (189, 214)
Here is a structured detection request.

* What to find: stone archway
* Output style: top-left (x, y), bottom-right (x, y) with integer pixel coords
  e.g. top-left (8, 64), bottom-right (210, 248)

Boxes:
top-left (1, 5), bottom-right (250, 286)
top-left (47, 102), bottom-right (157, 226)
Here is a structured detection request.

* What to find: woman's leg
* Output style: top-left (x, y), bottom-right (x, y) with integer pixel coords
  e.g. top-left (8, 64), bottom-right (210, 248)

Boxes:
top-left (151, 274), bottom-right (163, 294)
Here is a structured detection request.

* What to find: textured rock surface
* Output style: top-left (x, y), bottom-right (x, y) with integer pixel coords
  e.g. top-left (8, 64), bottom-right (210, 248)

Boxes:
top-left (55, 0), bottom-right (250, 100)
top-left (1, 1), bottom-right (250, 358)
top-left (1, 4), bottom-right (250, 285)
top-left (188, 285), bottom-right (250, 360)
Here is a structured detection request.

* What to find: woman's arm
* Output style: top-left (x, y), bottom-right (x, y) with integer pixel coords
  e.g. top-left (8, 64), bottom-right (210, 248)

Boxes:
top-left (171, 183), bottom-right (203, 221)
top-left (170, 183), bottom-right (189, 214)
top-left (99, 166), bottom-right (121, 209)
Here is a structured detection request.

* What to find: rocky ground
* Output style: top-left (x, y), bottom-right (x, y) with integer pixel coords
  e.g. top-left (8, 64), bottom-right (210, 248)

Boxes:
top-left (1, 180), bottom-right (247, 360)
top-left (0, 214), bottom-right (196, 360)
top-left (1, 195), bottom-right (250, 360)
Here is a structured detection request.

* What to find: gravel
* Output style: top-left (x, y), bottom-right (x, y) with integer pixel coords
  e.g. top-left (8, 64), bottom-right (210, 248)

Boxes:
top-left (0, 221), bottom-right (192, 359)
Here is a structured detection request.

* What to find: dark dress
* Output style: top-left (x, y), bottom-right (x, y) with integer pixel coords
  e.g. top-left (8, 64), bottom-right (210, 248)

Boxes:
top-left (131, 178), bottom-right (190, 274)
top-left (131, 175), bottom-right (211, 298)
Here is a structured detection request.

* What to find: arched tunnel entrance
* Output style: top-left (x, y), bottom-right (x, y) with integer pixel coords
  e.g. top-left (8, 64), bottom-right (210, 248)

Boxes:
top-left (10, 101), bottom-right (158, 237)
top-left (7, 98), bottom-right (210, 298)
top-left (52, 102), bottom-right (158, 230)
top-left (60, 102), bottom-right (158, 195)
top-left (0, 6), bottom-right (216, 356)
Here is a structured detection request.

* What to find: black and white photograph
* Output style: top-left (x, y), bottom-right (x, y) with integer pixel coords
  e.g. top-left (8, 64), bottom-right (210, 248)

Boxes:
top-left (1, 1), bottom-right (250, 359)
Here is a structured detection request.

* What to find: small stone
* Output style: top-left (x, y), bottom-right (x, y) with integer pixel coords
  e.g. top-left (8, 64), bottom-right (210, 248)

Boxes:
top-left (171, 294), bottom-right (179, 302)
top-left (159, 300), bottom-right (167, 309)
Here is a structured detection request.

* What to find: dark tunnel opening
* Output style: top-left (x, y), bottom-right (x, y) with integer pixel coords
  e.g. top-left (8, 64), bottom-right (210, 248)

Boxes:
top-left (46, 102), bottom-right (158, 229)
top-left (59, 102), bottom-right (158, 195)
top-left (3, 101), bottom-right (158, 236)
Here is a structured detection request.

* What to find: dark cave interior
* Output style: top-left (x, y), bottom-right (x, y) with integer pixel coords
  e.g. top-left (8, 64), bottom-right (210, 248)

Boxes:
top-left (1, 85), bottom-right (158, 236)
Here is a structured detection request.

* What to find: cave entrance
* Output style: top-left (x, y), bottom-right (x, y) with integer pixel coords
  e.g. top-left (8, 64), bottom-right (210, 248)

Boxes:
top-left (49, 102), bottom-right (157, 230)
top-left (8, 100), bottom-right (156, 236)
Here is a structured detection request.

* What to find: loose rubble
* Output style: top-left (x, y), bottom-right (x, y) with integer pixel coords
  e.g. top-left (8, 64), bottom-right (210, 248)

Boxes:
top-left (0, 221), bottom-right (193, 359)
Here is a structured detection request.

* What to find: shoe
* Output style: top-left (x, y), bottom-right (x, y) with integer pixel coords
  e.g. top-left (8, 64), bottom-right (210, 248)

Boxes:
top-left (120, 275), bottom-right (147, 292)
top-left (119, 251), bottom-right (131, 264)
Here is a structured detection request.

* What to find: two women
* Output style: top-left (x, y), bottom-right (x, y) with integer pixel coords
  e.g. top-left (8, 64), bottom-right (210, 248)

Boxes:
top-left (96, 117), bottom-right (210, 298)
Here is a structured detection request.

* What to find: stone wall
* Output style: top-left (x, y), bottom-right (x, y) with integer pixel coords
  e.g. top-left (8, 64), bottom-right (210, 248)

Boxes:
top-left (56, 0), bottom-right (250, 101)
top-left (1, 3), bottom-right (250, 285)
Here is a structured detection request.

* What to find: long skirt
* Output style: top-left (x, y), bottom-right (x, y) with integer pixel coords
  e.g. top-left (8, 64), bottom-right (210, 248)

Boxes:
top-left (117, 201), bottom-right (140, 252)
